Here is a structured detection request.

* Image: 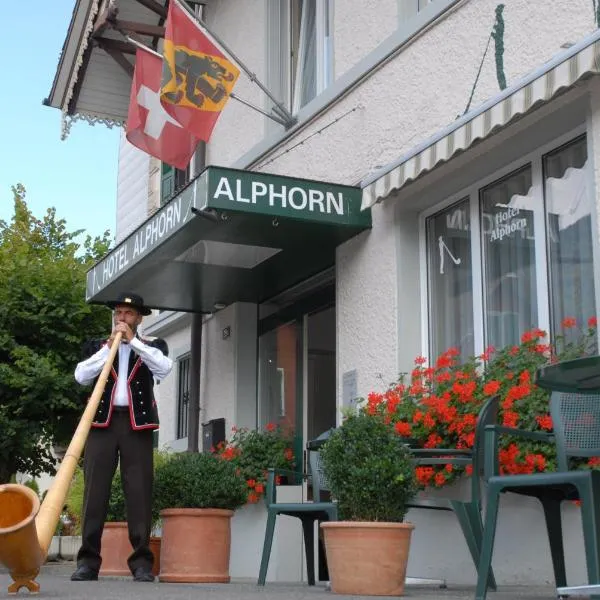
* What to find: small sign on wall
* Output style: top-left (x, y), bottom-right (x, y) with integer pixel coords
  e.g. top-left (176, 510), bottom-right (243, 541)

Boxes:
top-left (342, 369), bottom-right (358, 411)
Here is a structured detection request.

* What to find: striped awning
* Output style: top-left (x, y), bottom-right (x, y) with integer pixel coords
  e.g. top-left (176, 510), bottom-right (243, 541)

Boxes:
top-left (361, 29), bottom-right (600, 210)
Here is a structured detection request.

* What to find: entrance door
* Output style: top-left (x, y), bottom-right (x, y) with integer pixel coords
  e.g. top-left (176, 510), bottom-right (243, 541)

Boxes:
top-left (305, 306), bottom-right (336, 445)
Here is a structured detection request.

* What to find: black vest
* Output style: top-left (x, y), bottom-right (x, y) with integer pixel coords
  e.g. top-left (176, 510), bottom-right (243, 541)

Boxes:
top-left (82, 338), bottom-right (168, 430)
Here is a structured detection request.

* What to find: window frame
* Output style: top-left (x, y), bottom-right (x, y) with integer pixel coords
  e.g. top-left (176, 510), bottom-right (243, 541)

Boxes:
top-left (267, 0), bottom-right (334, 117)
top-left (175, 353), bottom-right (191, 440)
top-left (418, 124), bottom-right (593, 361)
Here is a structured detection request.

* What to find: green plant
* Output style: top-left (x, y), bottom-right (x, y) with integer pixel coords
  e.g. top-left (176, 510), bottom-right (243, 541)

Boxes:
top-left (106, 470), bottom-right (127, 522)
top-left (213, 424), bottom-right (295, 503)
top-left (320, 411), bottom-right (417, 522)
top-left (151, 448), bottom-right (171, 531)
top-left (153, 451), bottom-right (247, 512)
top-left (0, 184), bottom-right (112, 483)
top-left (65, 464), bottom-right (85, 534)
top-left (22, 478), bottom-right (40, 497)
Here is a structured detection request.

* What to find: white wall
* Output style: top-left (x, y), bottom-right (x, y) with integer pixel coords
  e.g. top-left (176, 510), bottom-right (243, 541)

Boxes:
top-left (115, 133), bottom-right (150, 243)
top-left (204, 0), bottom-right (267, 167)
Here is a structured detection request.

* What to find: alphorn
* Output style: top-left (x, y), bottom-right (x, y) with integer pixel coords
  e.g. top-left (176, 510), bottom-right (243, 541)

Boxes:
top-left (0, 332), bottom-right (122, 594)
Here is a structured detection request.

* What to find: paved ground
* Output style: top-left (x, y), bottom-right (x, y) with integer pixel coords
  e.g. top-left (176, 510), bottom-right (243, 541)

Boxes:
top-left (0, 561), bottom-right (569, 599)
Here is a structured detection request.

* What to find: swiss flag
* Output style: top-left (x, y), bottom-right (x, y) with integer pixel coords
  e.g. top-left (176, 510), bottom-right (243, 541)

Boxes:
top-left (126, 46), bottom-right (199, 169)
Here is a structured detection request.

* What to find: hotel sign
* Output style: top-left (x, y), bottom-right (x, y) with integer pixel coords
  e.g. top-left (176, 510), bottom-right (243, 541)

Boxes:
top-left (200, 167), bottom-right (369, 227)
top-left (86, 167), bottom-right (370, 299)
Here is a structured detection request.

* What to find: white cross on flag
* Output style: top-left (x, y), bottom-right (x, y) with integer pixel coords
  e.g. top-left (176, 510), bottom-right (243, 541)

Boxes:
top-left (126, 46), bottom-right (199, 169)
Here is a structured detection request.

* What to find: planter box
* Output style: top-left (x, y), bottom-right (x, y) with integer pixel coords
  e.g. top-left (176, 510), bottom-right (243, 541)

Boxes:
top-left (46, 536), bottom-right (60, 562)
top-left (405, 477), bottom-right (588, 585)
top-left (229, 485), bottom-right (304, 582)
top-left (59, 536), bottom-right (81, 561)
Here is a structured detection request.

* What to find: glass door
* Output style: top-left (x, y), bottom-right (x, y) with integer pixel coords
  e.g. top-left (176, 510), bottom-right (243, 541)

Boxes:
top-left (258, 319), bottom-right (304, 470)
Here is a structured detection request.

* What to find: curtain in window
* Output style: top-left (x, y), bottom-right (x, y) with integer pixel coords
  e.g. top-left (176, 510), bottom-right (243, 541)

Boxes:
top-left (427, 198), bottom-right (474, 359)
top-left (481, 166), bottom-right (537, 349)
top-left (544, 136), bottom-right (596, 342)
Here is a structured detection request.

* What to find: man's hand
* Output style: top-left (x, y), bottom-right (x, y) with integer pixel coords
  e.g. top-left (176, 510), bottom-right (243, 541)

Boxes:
top-left (107, 322), bottom-right (135, 346)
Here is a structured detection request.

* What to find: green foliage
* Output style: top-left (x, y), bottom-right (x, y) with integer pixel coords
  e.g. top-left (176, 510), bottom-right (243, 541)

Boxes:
top-left (106, 471), bottom-right (127, 522)
top-left (213, 424), bottom-right (295, 503)
top-left (22, 478), bottom-right (40, 497)
top-left (153, 451), bottom-right (247, 512)
top-left (0, 185), bottom-right (112, 483)
top-left (65, 464), bottom-right (85, 534)
top-left (320, 412), bottom-right (417, 522)
top-left (151, 449), bottom-right (171, 528)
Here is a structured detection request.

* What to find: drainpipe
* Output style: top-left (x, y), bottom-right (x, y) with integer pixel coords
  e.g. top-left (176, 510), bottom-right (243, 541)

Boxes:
top-left (187, 2), bottom-right (207, 454)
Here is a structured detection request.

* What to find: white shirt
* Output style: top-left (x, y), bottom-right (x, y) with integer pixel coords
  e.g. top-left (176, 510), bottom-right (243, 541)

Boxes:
top-left (74, 337), bottom-right (173, 406)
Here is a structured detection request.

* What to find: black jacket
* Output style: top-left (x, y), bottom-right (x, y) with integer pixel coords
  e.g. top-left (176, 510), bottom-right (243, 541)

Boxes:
top-left (82, 337), bottom-right (168, 430)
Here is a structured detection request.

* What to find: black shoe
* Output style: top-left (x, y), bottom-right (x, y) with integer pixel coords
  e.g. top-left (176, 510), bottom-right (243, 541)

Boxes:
top-left (133, 567), bottom-right (155, 582)
top-left (70, 565), bottom-right (98, 581)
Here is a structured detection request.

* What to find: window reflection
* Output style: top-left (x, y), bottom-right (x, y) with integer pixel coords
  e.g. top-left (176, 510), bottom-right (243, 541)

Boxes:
top-left (258, 323), bottom-right (298, 434)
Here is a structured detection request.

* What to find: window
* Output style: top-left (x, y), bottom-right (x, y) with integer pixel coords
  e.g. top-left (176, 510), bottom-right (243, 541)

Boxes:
top-left (267, 0), bottom-right (333, 115)
top-left (481, 166), bottom-right (537, 349)
top-left (544, 137), bottom-right (596, 343)
top-left (424, 134), bottom-right (597, 358)
top-left (176, 355), bottom-right (191, 439)
top-left (426, 197), bottom-right (474, 358)
top-left (161, 162), bottom-right (190, 206)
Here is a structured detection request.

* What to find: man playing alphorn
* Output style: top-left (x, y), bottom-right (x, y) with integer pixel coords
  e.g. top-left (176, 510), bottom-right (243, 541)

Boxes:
top-left (71, 292), bottom-right (172, 583)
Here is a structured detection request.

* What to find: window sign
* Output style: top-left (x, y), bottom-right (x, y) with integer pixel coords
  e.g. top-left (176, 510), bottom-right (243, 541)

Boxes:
top-left (481, 166), bottom-right (537, 349)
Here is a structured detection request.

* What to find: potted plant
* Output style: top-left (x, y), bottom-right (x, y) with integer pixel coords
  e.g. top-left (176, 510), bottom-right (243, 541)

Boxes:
top-left (320, 411), bottom-right (418, 596)
top-left (213, 423), bottom-right (296, 503)
top-left (99, 470), bottom-right (130, 576)
top-left (153, 451), bottom-right (247, 583)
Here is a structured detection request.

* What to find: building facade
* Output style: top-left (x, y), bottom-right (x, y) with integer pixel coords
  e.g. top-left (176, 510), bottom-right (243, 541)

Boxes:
top-left (47, 0), bottom-right (600, 586)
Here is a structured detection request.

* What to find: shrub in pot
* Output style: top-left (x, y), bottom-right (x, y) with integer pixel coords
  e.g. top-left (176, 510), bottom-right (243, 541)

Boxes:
top-left (153, 451), bottom-right (247, 583)
top-left (320, 411), bottom-right (418, 596)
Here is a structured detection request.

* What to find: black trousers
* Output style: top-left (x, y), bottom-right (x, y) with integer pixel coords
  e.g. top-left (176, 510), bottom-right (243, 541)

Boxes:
top-left (77, 409), bottom-right (154, 573)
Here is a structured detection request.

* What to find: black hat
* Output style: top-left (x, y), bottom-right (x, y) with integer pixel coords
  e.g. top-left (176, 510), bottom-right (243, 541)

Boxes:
top-left (106, 292), bottom-right (152, 316)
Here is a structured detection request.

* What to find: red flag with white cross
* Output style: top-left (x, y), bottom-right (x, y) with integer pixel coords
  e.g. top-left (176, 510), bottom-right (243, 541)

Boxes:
top-left (126, 46), bottom-right (199, 169)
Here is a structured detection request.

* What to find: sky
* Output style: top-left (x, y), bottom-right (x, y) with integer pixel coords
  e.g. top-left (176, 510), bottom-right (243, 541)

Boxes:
top-left (0, 2), bottom-right (121, 242)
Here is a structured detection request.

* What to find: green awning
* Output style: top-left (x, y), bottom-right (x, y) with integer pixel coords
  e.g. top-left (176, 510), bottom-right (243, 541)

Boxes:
top-left (86, 166), bottom-right (371, 313)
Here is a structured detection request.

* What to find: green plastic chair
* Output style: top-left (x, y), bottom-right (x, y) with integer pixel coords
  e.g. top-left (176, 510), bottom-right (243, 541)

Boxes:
top-left (406, 393), bottom-right (499, 592)
top-left (257, 432), bottom-right (338, 586)
top-left (475, 355), bottom-right (600, 600)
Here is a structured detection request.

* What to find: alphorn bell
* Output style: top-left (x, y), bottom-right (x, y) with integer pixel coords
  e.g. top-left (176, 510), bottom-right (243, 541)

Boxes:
top-left (0, 332), bottom-right (122, 594)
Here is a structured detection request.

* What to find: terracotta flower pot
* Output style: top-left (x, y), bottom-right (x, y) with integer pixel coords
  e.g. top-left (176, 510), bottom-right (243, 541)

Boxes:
top-left (321, 521), bottom-right (415, 596)
top-left (99, 522), bottom-right (130, 576)
top-left (149, 536), bottom-right (161, 576)
top-left (159, 508), bottom-right (234, 583)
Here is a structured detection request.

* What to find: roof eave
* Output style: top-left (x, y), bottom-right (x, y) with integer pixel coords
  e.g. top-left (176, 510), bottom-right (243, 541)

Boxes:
top-left (43, 0), bottom-right (96, 112)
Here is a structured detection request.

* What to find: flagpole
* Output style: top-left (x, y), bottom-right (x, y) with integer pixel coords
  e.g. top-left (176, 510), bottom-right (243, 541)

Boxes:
top-left (126, 36), bottom-right (162, 59)
top-left (229, 93), bottom-right (289, 126)
top-left (173, 0), bottom-right (297, 129)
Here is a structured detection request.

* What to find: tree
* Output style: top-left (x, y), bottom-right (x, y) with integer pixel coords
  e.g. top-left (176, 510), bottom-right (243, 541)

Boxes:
top-left (0, 184), bottom-right (112, 484)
